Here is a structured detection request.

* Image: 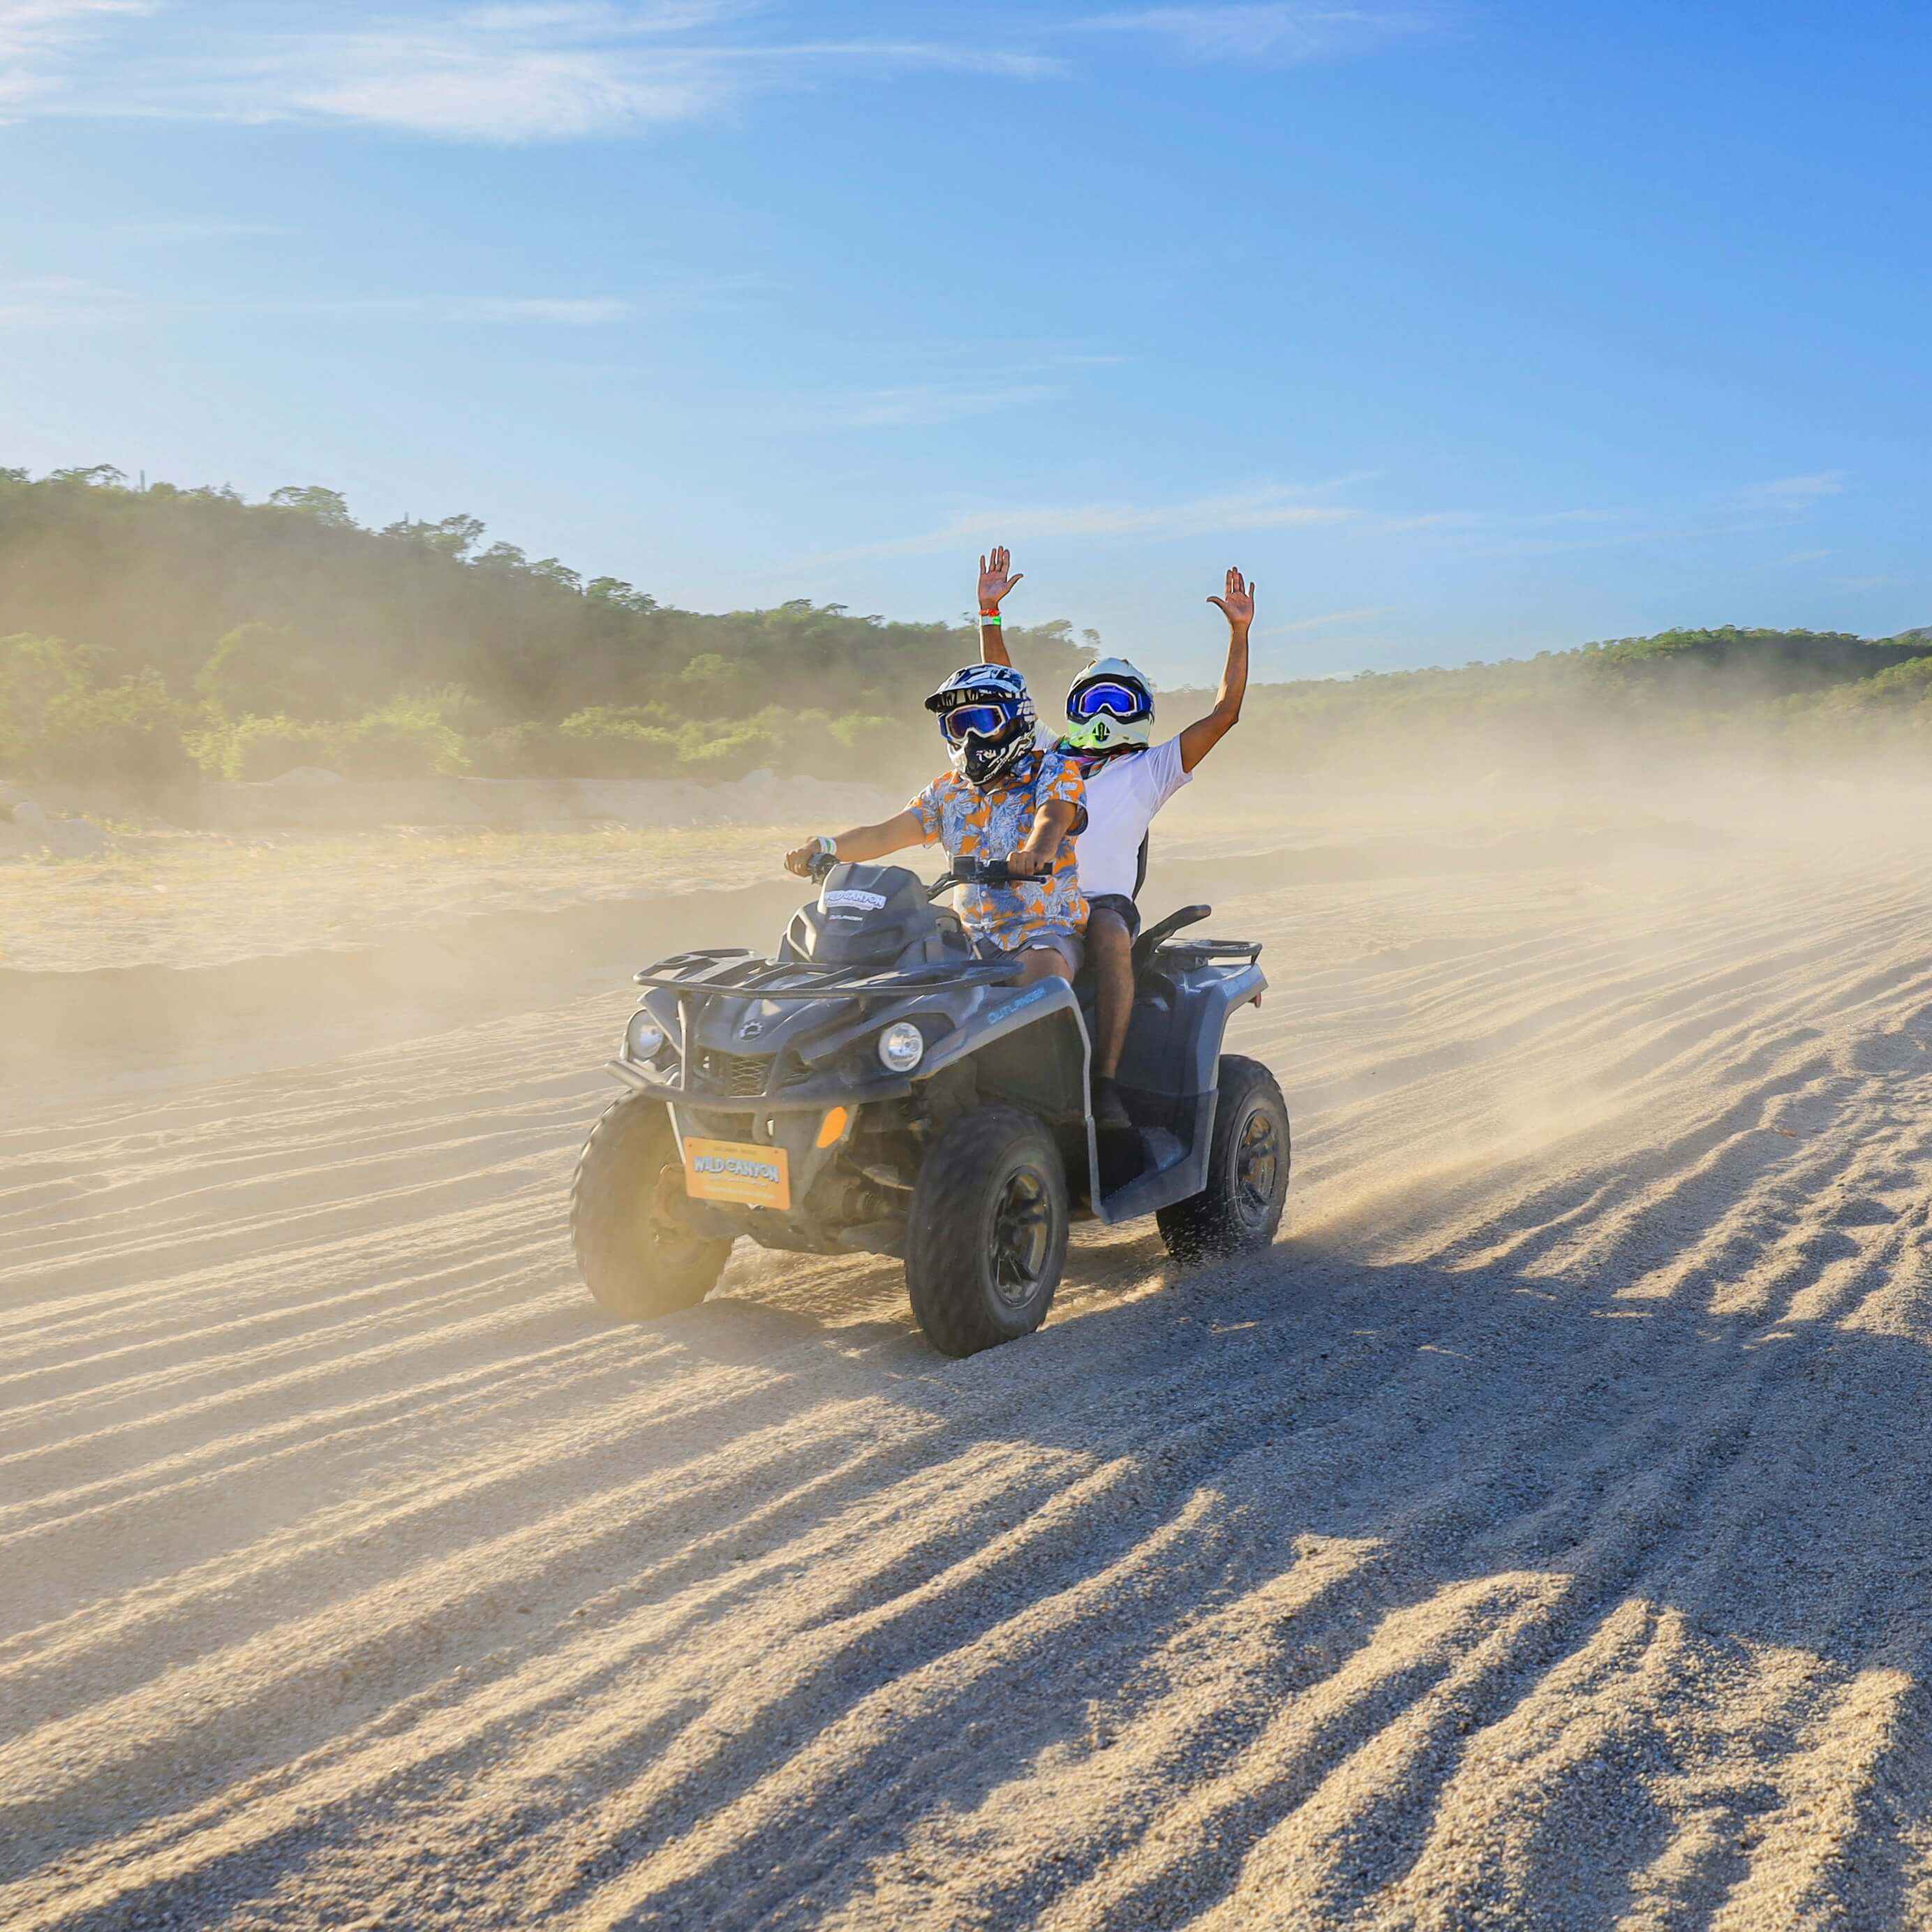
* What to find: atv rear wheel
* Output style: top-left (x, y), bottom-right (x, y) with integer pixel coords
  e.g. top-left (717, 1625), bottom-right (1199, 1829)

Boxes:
top-left (905, 1104), bottom-right (1069, 1357)
top-left (1157, 1055), bottom-right (1290, 1264)
top-left (571, 1095), bottom-right (731, 1320)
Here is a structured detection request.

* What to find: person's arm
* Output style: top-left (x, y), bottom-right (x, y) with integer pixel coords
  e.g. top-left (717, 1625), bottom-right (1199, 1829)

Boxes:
top-left (1177, 565), bottom-right (1254, 773)
top-left (785, 808), bottom-right (926, 877)
top-left (1006, 798), bottom-right (1078, 877)
top-left (976, 544), bottom-right (1022, 668)
top-left (1006, 755), bottom-right (1084, 877)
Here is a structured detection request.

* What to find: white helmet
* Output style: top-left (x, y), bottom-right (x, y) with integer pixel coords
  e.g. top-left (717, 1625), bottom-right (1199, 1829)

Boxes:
top-left (1062, 657), bottom-right (1154, 752)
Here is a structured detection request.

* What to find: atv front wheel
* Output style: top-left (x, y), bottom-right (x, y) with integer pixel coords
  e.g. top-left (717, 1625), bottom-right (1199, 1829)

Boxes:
top-left (570, 1095), bottom-right (731, 1320)
top-left (905, 1105), bottom-right (1069, 1357)
top-left (1157, 1055), bottom-right (1290, 1264)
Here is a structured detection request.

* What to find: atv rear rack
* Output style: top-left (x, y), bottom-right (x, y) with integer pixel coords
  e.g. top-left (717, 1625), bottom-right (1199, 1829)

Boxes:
top-left (1155, 937), bottom-right (1263, 968)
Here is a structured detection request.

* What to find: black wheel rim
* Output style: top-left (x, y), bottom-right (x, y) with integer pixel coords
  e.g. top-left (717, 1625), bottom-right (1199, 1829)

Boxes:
top-left (1233, 1107), bottom-right (1281, 1225)
top-left (990, 1165), bottom-right (1053, 1308)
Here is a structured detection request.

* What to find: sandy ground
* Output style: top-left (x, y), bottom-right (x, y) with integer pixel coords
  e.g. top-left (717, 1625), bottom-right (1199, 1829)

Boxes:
top-left (7, 789), bottom-right (1932, 1929)
top-left (0, 824), bottom-right (791, 973)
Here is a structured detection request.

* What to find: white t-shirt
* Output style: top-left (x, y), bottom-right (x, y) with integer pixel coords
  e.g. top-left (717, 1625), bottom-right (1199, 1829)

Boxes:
top-left (1075, 736), bottom-right (1191, 902)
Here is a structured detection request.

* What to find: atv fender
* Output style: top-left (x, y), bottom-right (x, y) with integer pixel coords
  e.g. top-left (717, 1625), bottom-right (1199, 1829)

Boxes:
top-left (919, 977), bottom-right (1092, 1121)
top-left (921, 977), bottom-right (1097, 1203)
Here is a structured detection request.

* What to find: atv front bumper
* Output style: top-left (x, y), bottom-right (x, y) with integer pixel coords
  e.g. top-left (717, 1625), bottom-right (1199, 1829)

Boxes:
top-left (606, 1057), bottom-right (910, 1258)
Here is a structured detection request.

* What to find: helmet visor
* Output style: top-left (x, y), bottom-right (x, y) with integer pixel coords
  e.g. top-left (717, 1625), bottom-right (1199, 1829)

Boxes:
top-left (939, 701), bottom-right (1011, 745)
top-left (1070, 679), bottom-right (1149, 722)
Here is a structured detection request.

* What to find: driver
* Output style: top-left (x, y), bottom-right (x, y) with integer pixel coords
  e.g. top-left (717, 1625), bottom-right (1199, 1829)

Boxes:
top-left (784, 662), bottom-right (1087, 987)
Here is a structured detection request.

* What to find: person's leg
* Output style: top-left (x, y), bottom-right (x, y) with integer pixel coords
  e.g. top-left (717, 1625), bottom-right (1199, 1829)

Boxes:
top-left (1009, 939), bottom-right (1076, 986)
top-left (1087, 907), bottom-right (1135, 1080)
top-left (1084, 907), bottom-right (1136, 1129)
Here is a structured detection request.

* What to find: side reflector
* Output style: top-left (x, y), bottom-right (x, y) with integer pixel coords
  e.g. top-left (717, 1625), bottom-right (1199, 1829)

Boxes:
top-left (815, 1106), bottom-right (849, 1149)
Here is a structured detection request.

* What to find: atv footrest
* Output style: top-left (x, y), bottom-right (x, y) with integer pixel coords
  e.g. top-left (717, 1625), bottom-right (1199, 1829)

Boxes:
top-left (1097, 1126), bottom-right (1186, 1214)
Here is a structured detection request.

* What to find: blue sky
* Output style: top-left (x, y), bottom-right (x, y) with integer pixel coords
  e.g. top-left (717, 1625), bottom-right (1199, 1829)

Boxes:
top-left (2, 1), bottom-right (1926, 687)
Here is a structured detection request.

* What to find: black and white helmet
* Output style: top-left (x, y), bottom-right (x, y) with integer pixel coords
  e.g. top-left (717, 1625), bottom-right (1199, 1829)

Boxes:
top-left (923, 663), bottom-right (1039, 786)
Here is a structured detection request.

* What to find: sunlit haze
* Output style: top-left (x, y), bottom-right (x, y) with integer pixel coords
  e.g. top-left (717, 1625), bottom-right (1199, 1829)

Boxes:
top-left (3, 0), bottom-right (1926, 685)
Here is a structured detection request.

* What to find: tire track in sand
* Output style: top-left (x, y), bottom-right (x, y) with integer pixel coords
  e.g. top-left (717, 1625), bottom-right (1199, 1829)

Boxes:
top-left (6, 840), bottom-right (1932, 1929)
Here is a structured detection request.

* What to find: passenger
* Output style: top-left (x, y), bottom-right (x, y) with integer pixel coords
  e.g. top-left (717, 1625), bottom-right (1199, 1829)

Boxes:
top-left (974, 547), bottom-right (1252, 1127)
top-left (785, 662), bottom-right (1087, 987)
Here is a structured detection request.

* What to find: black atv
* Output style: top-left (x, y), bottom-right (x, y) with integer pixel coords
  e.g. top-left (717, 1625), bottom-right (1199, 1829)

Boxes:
top-left (571, 854), bottom-right (1289, 1356)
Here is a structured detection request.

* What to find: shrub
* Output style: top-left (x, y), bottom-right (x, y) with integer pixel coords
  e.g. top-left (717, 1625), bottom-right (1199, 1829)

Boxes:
top-left (196, 623), bottom-right (325, 720)
top-left (0, 632), bottom-right (89, 773)
top-left (827, 712), bottom-right (905, 775)
top-left (331, 698), bottom-right (470, 779)
top-left (556, 706), bottom-right (682, 778)
top-left (677, 652), bottom-right (737, 719)
top-left (191, 713), bottom-right (339, 782)
top-left (675, 720), bottom-right (781, 780)
top-left (36, 671), bottom-right (195, 798)
top-left (405, 682), bottom-right (491, 731)
top-left (467, 721), bottom-right (560, 777)
top-left (1841, 657), bottom-right (1932, 709)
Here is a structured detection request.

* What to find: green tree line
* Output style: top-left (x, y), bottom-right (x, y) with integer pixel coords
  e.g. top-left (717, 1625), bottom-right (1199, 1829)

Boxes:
top-left (1, 465), bottom-right (1927, 801)
top-left (0, 466), bottom-right (1091, 797)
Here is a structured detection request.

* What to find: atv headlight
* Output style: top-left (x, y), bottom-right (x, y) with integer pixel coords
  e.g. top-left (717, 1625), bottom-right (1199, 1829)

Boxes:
top-left (877, 1022), bottom-right (924, 1073)
top-left (625, 1010), bottom-right (667, 1062)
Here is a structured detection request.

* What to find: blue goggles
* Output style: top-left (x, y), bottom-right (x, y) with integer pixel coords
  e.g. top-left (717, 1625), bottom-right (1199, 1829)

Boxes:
top-left (939, 701), bottom-right (1012, 744)
top-left (1070, 680), bottom-right (1149, 721)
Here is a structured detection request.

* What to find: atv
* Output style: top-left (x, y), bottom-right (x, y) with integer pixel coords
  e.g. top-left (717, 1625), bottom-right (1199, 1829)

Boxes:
top-left (570, 854), bottom-right (1289, 1356)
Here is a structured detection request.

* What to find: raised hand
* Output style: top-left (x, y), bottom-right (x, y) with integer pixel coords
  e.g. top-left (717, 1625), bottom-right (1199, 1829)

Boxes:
top-left (1208, 565), bottom-right (1256, 630)
top-left (978, 545), bottom-right (1024, 611)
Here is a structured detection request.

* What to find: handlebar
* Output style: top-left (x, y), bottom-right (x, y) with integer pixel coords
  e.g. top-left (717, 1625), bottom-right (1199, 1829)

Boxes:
top-left (800, 851), bottom-right (1024, 894)
top-left (927, 855), bottom-right (1017, 898)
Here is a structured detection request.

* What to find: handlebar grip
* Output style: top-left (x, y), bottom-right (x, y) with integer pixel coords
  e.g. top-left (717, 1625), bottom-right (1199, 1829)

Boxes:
top-left (808, 852), bottom-right (838, 881)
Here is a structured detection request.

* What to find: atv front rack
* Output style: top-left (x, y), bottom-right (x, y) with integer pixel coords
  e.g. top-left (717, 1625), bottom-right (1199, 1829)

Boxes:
top-left (633, 950), bottom-right (1020, 1002)
top-left (632, 949), bottom-right (1025, 1101)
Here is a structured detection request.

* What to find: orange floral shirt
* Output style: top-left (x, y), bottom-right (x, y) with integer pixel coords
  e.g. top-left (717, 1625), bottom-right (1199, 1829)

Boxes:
top-left (908, 749), bottom-right (1087, 952)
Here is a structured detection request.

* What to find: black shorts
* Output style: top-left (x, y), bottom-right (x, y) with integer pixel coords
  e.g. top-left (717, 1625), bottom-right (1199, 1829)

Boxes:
top-left (1085, 893), bottom-right (1141, 939)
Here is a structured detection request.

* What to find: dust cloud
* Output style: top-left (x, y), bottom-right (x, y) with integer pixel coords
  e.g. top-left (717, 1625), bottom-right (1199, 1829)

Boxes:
top-left (6, 737), bottom-right (1932, 1926)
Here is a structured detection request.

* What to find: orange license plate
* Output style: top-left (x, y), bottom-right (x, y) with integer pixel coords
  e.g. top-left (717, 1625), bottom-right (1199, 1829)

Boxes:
top-left (683, 1138), bottom-right (791, 1211)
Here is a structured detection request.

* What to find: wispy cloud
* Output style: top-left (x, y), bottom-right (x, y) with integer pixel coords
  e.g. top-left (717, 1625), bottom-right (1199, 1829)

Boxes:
top-left (1740, 471), bottom-right (1849, 511)
top-left (0, 0), bottom-right (152, 105)
top-left (810, 486), bottom-right (1363, 567)
top-left (974, 489), bottom-right (1361, 541)
top-left (1078, 3), bottom-right (1434, 64)
top-left (8, 1), bottom-right (1061, 141)
top-left (0, 1), bottom-right (1426, 141)
top-left (1263, 602), bottom-right (1400, 634)
top-left (112, 216), bottom-right (297, 244)
top-left (922, 338), bottom-right (1135, 371)
top-left (13, 272), bottom-right (124, 295)
top-left (0, 283), bottom-right (633, 326)
top-left (842, 383), bottom-right (1057, 429)
top-left (798, 489), bottom-right (1677, 577)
